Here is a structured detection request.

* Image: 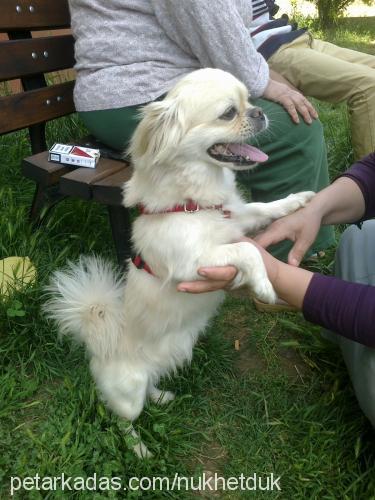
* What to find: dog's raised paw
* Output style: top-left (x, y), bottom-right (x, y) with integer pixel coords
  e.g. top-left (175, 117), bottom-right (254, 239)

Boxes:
top-left (288, 191), bottom-right (315, 208)
top-left (254, 279), bottom-right (277, 305)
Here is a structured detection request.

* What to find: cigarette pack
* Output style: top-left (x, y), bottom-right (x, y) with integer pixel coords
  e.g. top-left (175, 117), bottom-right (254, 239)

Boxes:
top-left (48, 143), bottom-right (100, 168)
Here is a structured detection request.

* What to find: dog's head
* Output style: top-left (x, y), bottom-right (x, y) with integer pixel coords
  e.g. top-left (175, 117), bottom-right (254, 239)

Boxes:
top-left (128, 68), bottom-right (268, 172)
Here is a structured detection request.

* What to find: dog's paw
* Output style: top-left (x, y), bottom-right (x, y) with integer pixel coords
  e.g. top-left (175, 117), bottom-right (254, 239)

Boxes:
top-left (286, 191), bottom-right (315, 210)
top-left (230, 270), bottom-right (246, 289)
top-left (150, 389), bottom-right (175, 405)
top-left (134, 441), bottom-right (154, 459)
top-left (253, 278), bottom-right (277, 304)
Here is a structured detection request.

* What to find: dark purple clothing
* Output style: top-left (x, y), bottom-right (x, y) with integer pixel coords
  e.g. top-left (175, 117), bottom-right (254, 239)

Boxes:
top-left (302, 152), bottom-right (375, 347)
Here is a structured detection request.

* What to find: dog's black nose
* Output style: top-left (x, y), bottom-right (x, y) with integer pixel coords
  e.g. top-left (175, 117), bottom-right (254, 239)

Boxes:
top-left (247, 107), bottom-right (265, 120)
top-left (247, 106), bottom-right (266, 132)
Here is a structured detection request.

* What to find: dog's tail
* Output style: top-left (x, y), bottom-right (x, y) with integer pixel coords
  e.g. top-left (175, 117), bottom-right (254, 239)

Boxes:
top-left (43, 256), bottom-right (125, 358)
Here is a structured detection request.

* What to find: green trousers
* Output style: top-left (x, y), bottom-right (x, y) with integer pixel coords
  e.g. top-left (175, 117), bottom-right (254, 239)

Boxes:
top-left (79, 99), bottom-right (335, 260)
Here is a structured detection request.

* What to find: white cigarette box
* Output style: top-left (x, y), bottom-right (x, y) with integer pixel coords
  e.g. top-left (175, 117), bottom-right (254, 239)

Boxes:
top-left (48, 143), bottom-right (100, 168)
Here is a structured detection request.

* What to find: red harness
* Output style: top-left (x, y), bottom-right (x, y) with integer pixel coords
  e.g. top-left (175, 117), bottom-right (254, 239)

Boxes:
top-left (131, 200), bottom-right (231, 276)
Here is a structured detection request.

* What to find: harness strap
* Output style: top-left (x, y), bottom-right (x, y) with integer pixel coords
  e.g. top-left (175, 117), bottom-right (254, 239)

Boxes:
top-left (133, 200), bottom-right (231, 277)
top-left (131, 255), bottom-right (155, 276)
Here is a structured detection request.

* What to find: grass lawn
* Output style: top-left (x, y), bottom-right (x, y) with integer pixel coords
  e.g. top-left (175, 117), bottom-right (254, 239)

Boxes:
top-left (1, 17), bottom-right (374, 499)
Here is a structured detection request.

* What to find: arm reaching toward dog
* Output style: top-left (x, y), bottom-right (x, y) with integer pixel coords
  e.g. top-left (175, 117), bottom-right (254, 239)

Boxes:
top-left (255, 177), bottom-right (366, 266)
top-left (177, 241), bottom-right (375, 347)
top-left (177, 240), bottom-right (312, 309)
top-left (178, 154), bottom-right (375, 346)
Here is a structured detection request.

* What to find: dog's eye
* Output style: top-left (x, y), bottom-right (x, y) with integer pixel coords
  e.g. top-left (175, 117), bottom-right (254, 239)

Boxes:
top-left (220, 106), bottom-right (237, 121)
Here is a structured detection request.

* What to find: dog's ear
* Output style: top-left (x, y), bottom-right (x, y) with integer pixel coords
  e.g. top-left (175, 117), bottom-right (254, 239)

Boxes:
top-left (128, 98), bottom-right (185, 165)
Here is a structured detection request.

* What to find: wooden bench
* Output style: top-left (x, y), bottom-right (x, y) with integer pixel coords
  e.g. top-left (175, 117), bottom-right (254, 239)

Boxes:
top-left (0, 0), bottom-right (133, 265)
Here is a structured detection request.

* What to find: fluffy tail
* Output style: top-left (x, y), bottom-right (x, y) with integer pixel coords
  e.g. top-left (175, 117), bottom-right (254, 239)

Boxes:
top-left (43, 256), bottom-right (125, 359)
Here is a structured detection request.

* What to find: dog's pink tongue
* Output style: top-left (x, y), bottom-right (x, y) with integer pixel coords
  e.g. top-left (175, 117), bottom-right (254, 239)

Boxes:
top-left (228, 144), bottom-right (268, 163)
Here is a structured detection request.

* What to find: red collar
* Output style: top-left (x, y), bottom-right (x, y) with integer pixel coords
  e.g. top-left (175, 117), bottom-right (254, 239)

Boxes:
top-left (138, 200), bottom-right (231, 217)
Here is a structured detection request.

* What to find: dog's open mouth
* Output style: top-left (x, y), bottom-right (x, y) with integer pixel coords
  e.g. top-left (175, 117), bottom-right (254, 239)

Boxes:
top-left (208, 143), bottom-right (268, 167)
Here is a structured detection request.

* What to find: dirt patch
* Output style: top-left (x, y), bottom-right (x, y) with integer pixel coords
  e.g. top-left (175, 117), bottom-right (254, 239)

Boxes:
top-left (235, 345), bottom-right (268, 375)
top-left (219, 292), bottom-right (270, 376)
top-left (194, 441), bottom-right (228, 497)
top-left (222, 315), bottom-right (268, 376)
top-left (276, 347), bottom-right (310, 383)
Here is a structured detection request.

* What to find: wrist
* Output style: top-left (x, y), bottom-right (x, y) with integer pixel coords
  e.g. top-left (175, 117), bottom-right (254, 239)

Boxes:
top-left (273, 261), bottom-right (314, 309)
top-left (271, 260), bottom-right (288, 298)
top-left (303, 200), bottom-right (325, 225)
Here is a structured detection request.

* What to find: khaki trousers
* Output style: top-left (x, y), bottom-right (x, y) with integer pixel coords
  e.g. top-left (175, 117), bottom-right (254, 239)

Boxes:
top-left (268, 33), bottom-right (375, 160)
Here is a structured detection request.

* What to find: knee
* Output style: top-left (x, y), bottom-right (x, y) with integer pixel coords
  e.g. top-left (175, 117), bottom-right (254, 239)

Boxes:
top-left (336, 221), bottom-right (375, 282)
top-left (337, 224), bottom-right (360, 257)
top-left (288, 115), bottom-right (325, 146)
top-left (275, 114), bottom-right (325, 153)
top-left (353, 73), bottom-right (375, 97)
top-left (255, 98), bottom-right (325, 144)
top-left (338, 220), bottom-right (375, 256)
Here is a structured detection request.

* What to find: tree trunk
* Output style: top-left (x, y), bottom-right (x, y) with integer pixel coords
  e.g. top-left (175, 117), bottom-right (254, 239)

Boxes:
top-left (317, 0), bottom-right (337, 29)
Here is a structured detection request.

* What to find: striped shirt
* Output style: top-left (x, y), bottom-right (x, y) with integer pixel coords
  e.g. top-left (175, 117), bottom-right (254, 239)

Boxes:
top-left (250, 0), bottom-right (306, 59)
top-left (252, 0), bottom-right (269, 19)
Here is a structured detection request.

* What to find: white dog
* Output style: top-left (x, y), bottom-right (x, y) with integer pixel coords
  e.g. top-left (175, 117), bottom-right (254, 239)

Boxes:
top-left (45, 68), bottom-right (314, 457)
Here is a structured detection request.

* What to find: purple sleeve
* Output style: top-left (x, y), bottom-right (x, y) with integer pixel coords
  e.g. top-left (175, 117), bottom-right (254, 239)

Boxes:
top-left (338, 152), bottom-right (375, 221)
top-left (303, 274), bottom-right (375, 347)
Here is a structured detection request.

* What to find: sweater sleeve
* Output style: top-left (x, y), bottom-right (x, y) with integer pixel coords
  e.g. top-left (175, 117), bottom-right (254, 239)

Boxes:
top-left (151, 0), bottom-right (269, 98)
top-left (338, 152), bottom-right (375, 221)
top-left (303, 273), bottom-right (375, 347)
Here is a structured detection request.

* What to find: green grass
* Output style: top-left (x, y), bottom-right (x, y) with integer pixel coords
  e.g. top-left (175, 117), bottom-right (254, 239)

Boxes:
top-left (1, 18), bottom-right (375, 499)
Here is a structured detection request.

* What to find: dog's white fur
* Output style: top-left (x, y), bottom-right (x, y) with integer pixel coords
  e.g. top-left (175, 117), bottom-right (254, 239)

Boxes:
top-left (45, 69), bottom-right (314, 458)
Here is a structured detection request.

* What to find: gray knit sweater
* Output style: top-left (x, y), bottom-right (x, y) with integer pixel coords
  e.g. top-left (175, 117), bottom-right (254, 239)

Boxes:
top-left (69, 0), bottom-right (269, 111)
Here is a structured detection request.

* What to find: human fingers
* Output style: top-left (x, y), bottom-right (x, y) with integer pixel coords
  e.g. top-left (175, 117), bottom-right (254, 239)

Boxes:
top-left (198, 266), bottom-right (238, 281)
top-left (281, 92), bottom-right (318, 125)
top-left (254, 222), bottom-right (290, 249)
top-left (177, 265), bottom-right (238, 294)
top-left (291, 93), bottom-right (317, 124)
top-left (280, 96), bottom-right (300, 124)
top-left (304, 98), bottom-right (318, 120)
top-left (177, 279), bottom-right (232, 294)
top-left (287, 231), bottom-right (317, 266)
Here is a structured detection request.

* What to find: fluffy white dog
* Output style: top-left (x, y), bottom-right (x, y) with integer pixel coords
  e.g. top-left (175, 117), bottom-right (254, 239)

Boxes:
top-left (45, 68), bottom-right (314, 457)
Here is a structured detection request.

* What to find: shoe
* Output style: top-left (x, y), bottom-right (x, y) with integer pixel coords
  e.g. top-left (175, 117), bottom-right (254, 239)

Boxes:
top-left (253, 297), bottom-right (299, 313)
top-left (0, 257), bottom-right (37, 297)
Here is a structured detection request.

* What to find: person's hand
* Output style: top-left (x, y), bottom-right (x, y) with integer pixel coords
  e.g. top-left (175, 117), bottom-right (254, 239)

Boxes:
top-left (177, 238), bottom-right (280, 294)
top-left (177, 265), bottom-right (238, 294)
top-left (255, 206), bottom-right (323, 266)
top-left (263, 79), bottom-right (318, 125)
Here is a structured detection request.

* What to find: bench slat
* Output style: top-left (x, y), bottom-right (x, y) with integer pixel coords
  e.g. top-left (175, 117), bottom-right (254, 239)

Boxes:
top-left (1, 0), bottom-right (70, 31)
top-left (60, 158), bottom-right (128, 200)
top-left (22, 151), bottom-right (73, 185)
top-left (93, 167), bottom-right (133, 206)
top-left (0, 80), bottom-right (75, 135)
top-left (0, 35), bottom-right (75, 82)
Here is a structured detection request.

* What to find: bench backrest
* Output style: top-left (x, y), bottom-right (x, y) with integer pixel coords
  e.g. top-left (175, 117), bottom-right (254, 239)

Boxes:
top-left (0, 0), bottom-right (75, 153)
